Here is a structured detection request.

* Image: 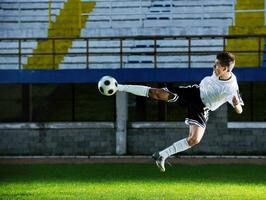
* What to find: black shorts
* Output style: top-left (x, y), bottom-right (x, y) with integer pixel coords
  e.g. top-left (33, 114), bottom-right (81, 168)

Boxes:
top-left (167, 84), bottom-right (209, 128)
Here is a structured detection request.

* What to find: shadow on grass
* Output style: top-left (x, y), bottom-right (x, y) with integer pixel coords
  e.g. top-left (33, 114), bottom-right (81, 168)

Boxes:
top-left (0, 163), bottom-right (265, 184)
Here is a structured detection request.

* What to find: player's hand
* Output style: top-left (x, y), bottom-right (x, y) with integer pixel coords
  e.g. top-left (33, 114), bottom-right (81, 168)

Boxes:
top-left (232, 95), bottom-right (242, 114)
top-left (232, 96), bottom-right (239, 107)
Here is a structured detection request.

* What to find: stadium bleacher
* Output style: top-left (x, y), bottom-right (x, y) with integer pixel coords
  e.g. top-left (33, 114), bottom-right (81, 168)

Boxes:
top-left (0, 0), bottom-right (264, 69)
top-left (0, 0), bottom-right (235, 70)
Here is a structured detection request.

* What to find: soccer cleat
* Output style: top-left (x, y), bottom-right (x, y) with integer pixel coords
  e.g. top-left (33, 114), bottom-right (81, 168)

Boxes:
top-left (152, 152), bottom-right (166, 172)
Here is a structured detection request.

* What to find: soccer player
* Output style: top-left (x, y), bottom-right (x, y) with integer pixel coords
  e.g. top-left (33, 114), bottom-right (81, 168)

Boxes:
top-left (117, 52), bottom-right (244, 172)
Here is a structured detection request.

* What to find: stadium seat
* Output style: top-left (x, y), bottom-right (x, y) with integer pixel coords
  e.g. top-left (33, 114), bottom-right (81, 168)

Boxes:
top-left (0, 0), bottom-right (235, 69)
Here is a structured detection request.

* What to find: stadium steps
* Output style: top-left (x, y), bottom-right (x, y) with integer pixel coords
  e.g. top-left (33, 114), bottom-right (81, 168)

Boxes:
top-left (226, 0), bottom-right (265, 67)
top-left (23, 0), bottom-right (95, 69)
top-left (0, 1), bottom-right (64, 25)
top-left (0, 0), bottom-right (233, 69)
top-left (67, 0), bottom-right (232, 69)
top-left (0, 0), bottom-right (234, 31)
top-left (0, 40), bottom-right (37, 69)
top-left (84, 0), bottom-right (234, 29)
top-left (59, 38), bottom-right (222, 69)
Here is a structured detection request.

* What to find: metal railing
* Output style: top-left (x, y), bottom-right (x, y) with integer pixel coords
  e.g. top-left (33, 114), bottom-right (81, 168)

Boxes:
top-left (0, 34), bottom-right (265, 70)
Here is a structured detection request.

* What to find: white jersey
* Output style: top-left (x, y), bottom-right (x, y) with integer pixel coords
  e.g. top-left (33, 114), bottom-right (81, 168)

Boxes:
top-left (199, 72), bottom-right (243, 111)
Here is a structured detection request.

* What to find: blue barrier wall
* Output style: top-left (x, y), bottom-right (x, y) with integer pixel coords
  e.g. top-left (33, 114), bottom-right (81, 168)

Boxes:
top-left (0, 68), bottom-right (265, 84)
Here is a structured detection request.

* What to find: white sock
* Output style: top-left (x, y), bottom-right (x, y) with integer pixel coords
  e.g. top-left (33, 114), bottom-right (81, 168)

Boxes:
top-left (118, 84), bottom-right (150, 97)
top-left (159, 138), bottom-right (191, 159)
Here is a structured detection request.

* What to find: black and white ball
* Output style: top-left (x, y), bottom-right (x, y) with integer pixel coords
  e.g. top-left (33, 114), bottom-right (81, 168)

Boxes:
top-left (98, 76), bottom-right (118, 96)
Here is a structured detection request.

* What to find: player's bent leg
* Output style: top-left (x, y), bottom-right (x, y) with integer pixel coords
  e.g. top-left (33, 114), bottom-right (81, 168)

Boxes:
top-left (152, 152), bottom-right (166, 172)
top-left (152, 138), bottom-right (191, 172)
top-left (152, 125), bottom-right (205, 172)
top-left (187, 124), bottom-right (205, 146)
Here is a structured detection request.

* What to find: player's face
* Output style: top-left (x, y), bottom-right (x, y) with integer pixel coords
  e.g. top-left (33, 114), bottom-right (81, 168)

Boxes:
top-left (213, 59), bottom-right (228, 77)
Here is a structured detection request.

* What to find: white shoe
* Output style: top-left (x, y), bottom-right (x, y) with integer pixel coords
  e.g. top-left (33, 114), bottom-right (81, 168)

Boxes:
top-left (152, 152), bottom-right (166, 172)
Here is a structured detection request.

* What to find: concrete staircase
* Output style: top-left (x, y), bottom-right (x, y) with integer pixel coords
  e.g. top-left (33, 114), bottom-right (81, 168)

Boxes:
top-left (23, 0), bottom-right (95, 69)
top-left (226, 0), bottom-right (265, 67)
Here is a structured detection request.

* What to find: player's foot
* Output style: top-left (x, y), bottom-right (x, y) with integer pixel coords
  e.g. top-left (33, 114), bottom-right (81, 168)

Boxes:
top-left (152, 152), bottom-right (166, 172)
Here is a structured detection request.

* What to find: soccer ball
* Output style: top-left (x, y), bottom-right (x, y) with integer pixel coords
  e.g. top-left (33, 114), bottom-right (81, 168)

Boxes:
top-left (98, 76), bottom-right (118, 96)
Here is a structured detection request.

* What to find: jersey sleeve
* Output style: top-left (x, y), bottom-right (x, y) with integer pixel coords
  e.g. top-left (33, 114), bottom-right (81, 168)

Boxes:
top-left (227, 87), bottom-right (244, 107)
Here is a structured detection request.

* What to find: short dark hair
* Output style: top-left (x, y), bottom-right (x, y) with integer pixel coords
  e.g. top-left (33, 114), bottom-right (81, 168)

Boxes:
top-left (216, 52), bottom-right (235, 71)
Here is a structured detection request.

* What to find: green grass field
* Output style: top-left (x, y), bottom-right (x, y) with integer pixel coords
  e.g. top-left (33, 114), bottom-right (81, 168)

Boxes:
top-left (0, 163), bottom-right (266, 200)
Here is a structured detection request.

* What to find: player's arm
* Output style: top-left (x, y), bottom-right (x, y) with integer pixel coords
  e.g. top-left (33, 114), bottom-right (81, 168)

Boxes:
top-left (117, 84), bottom-right (177, 102)
top-left (232, 95), bottom-right (243, 114)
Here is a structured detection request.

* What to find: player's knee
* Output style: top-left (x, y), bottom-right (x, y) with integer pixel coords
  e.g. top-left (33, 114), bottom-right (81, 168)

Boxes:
top-left (187, 136), bottom-right (201, 146)
top-left (148, 88), bottom-right (157, 98)
top-left (148, 88), bottom-right (163, 99)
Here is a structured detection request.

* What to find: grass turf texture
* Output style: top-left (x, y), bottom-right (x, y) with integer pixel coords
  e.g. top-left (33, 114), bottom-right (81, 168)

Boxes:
top-left (0, 163), bottom-right (265, 200)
